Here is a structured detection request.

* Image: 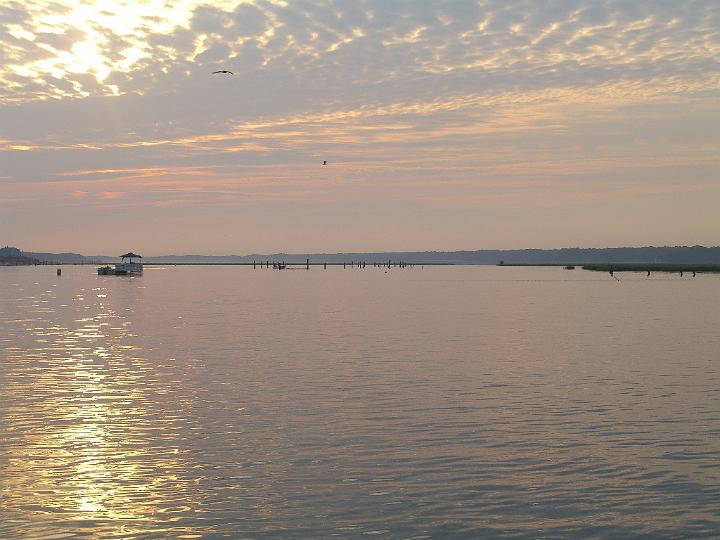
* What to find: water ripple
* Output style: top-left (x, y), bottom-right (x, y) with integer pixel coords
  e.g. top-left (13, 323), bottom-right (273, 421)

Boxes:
top-left (1, 266), bottom-right (719, 538)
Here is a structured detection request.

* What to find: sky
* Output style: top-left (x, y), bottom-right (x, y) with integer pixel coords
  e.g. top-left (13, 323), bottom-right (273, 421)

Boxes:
top-left (1, 0), bottom-right (718, 255)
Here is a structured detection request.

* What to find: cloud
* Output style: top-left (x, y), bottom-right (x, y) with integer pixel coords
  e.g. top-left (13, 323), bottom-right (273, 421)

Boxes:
top-left (1, 1), bottom-right (718, 252)
top-left (1, 0), bottom-right (717, 104)
top-left (98, 190), bottom-right (125, 199)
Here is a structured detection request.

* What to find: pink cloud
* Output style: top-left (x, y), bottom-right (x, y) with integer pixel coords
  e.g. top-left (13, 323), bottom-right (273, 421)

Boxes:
top-left (99, 191), bottom-right (125, 199)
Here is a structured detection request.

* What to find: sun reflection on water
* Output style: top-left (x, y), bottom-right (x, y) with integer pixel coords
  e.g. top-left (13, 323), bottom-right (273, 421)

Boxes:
top-left (0, 273), bottom-right (199, 536)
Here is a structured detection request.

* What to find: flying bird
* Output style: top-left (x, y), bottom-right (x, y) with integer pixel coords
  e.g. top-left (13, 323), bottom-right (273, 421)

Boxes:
top-left (212, 70), bottom-right (233, 75)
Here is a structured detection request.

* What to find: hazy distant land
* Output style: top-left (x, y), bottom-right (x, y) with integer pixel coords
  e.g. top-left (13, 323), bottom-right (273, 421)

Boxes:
top-left (4, 245), bottom-right (720, 266)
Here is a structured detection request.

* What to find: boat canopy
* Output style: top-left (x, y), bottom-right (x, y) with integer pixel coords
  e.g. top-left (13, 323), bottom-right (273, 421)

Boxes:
top-left (120, 252), bottom-right (142, 259)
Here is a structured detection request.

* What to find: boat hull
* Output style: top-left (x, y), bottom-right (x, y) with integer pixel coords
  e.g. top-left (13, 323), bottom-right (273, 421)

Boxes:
top-left (97, 263), bottom-right (143, 276)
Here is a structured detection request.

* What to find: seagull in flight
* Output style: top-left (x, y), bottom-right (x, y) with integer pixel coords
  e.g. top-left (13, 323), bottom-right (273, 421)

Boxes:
top-left (212, 70), bottom-right (233, 75)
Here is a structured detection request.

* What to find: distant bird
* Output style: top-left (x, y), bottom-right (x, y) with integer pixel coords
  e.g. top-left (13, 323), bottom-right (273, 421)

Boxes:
top-left (212, 70), bottom-right (233, 75)
top-left (322, 160), bottom-right (328, 165)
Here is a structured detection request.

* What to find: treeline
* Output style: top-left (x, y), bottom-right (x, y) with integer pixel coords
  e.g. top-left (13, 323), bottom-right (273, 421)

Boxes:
top-left (141, 246), bottom-right (720, 265)
top-left (0, 246), bottom-right (39, 265)
top-left (4, 245), bottom-right (720, 266)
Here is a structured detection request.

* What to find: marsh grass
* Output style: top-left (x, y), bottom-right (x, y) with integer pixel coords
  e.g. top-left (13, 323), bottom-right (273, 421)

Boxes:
top-left (582, 263), bottom-right (720, 273)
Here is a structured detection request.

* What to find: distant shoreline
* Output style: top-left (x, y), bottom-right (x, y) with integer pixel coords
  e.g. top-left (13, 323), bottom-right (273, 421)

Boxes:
top-left (9, 261), bottom-right (720, 273)
top-left (4, 245), bottom-right (720, 266)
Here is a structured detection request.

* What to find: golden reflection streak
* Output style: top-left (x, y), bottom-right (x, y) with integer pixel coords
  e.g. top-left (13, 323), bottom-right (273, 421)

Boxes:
top-left (0, 287), bottom-right (198, 534)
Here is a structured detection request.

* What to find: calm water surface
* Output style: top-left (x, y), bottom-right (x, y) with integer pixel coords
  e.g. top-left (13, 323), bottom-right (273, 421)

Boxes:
top-left (1, 265), bottom-right (719, 538)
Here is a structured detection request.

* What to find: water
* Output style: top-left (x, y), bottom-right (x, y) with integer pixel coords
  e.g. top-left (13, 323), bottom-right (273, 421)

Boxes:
top-left (1, 265), bottom-right (719, 538)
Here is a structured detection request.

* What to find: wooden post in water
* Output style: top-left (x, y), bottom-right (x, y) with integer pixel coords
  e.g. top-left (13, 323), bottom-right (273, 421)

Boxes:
top-left (343, 262), bottom-right (346, 269)
top-left (306, 258), bottom-right (310, 270)
top-left (324, 263), bottom-right (327, 270)
top-left (253, 260), bottom-right (256, 269)
top-left (57, 268), bottom-right (61, 276)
